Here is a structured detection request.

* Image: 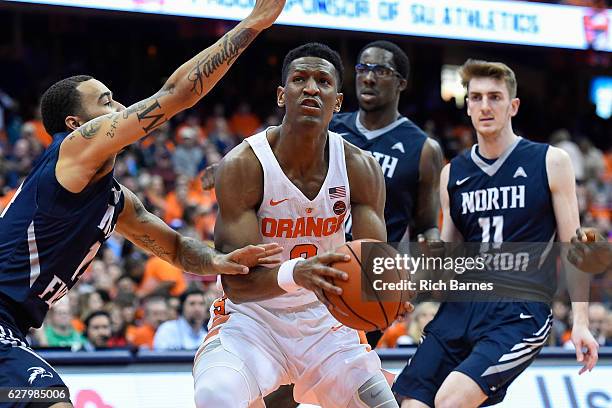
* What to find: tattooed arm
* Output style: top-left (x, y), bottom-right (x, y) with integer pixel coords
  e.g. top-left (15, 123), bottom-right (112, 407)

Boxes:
top-left (56, 0), bottom-right (286, 193)
top-left (116, 185), bottom-right (282, 276)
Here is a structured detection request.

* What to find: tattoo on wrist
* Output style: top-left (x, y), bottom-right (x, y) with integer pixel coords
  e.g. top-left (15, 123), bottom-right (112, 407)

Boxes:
top-left (188, 28), bottom-right (258, 96)
top-left (177, 236), bottom-right (213, 275)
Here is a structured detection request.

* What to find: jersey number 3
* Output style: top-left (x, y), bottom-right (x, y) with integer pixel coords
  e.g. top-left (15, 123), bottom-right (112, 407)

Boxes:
top-left (290, 244), bottom-right (318, 259)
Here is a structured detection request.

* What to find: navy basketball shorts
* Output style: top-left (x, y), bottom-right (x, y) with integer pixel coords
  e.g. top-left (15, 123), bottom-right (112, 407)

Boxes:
top-left (0, 320), bottom-right (70, 407)
top-left (393, 301), bottom-right (552, 407)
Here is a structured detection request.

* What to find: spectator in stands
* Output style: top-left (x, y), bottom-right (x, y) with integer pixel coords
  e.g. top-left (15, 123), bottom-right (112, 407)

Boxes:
top-left (589, 302), bottom-right (608, 346)
top-left (551, 129), bottom-right (585, 183)
top-left (401, 302), bottom-right (439, 346)
top-left (126, 296), bottom-right (169, 349)
top-left (551, 299), bottom-right (571, 346)
top-left (43, 298), bottom-right (86, 349)
top-left (143, 173), bottom-right (167, 218)
top-left (0, 88), bottom-right (17, 143)
top-left (229, 101), bottom-right (261, 138)
top-left (604, 312), bottom-right (612, 347)
top-left (153, 287), bottom-right (207, 350)
top-left (116, 292), bottom-right (138, 334)
top-left (82, 311), bottom-right (112, 351)
top-left (207, 116), bottom-right (238, 155)
top-left (142, 123), bottom-right (175, 170)
top-left (139, 252), bottom-right (187, 298)
top-left (166, 296), bottom-right (181, 320)
top-left (116, 274), bottom-right (138, 296)
top-left (107, 302), bottom-right (129, 347)
top-left (378, 302), bottom-right (439, 348)
top-left (173, 126), bottom-right (204, 178)
top-left (78, 290), bottom-right (105, 324)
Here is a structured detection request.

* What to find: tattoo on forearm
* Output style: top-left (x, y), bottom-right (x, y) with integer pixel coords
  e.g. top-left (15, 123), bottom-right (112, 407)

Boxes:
top-left (132, 196), bottom-right (149, 223)
top-left (122, 86), bottom-right (173, 131)
top-left (136, 99), bottom-right (167, 134)
top-left (188, 28), bottom-right (258, 96)
top-left (79, 117), bottom-right (103, 139)
top-left (122, 101), bottom-right (148, 119)
top-left (177, 236), bottom-right (213, 275)
top-left (106, 114), bottom-right (119, 139)
top-left (136, 233), bottom-right (173, 259)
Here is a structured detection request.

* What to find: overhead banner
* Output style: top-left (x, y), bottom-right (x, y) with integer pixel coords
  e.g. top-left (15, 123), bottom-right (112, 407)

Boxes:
top-left (3, 0), bottom-right (611, 51)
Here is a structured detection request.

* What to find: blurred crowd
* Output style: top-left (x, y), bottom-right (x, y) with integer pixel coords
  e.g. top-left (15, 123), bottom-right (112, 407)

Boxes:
top-left (0, 78), bottom-right (610, 351)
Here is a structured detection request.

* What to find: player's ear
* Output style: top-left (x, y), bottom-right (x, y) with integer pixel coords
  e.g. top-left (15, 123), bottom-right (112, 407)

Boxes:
top-left (466, 98), bottom-right (472, 117)
top-left (277, 86), bottom-right (285, 108)
top-left (398, 78), bottom-right (408, 92)
top-left (510, 97), bottom-right (520, 117)
top-left (334, 93), bottom-right (343, 113)
top-left (65, 115), bottom-right (82, 131)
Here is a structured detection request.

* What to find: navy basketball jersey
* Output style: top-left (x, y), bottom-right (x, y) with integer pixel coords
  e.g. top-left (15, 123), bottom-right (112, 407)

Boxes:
top-left (447, 137), bottom-right (557, 300)
top-left (0, 132), bottom-right (125, 333)
top-left (330, 112), bottom-right (427, 241)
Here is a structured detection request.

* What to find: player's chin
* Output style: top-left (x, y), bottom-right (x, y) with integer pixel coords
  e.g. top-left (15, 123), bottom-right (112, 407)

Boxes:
top-left (476, 125), bottom-right (500, 137)
top-left (296, 113), bottom-right (324, 125)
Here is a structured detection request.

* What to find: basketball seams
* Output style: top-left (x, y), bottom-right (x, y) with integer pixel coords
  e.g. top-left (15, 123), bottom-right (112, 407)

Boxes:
top-left (381, 244), bottom-right (406, 325)
top-left (323, 284), bottom-right (378, 332)
top-left (346, 243), bottom-right (390, 330)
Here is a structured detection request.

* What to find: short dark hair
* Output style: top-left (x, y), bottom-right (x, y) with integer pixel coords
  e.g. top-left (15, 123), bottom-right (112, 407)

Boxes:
top-left (282, 43), bottom-right (344, 89)
top-left (179, 287), bottom-right (205, 315)
top-left (40, 75), bottom-right (93, 135)
top-left (84, 310), bottom-right (111, 333)
top-left (357, 41), bottom-right (410, 79)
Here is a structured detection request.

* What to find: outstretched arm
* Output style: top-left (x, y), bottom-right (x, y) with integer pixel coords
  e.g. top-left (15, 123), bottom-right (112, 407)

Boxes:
top-left (57, 0), bottom-right (286, 193)
top-left (116, 185), bottom-right (280, 276)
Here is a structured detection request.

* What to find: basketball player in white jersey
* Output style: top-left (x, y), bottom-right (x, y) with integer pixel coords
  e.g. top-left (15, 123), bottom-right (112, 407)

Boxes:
top-left (192, 43), bottom-right (400, 408)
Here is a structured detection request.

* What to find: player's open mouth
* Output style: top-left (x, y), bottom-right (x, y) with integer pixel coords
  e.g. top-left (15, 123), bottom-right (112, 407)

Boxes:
top-left (300, 98), bottom-right (321, 108)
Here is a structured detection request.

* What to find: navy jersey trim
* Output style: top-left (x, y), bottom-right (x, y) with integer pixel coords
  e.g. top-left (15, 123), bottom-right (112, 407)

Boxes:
top-left (470, 137), bottom-right (522, 177)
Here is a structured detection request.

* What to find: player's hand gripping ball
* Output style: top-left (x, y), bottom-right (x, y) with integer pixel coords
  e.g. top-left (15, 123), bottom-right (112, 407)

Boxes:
top-left (324, 239), bottom-right (414, 331)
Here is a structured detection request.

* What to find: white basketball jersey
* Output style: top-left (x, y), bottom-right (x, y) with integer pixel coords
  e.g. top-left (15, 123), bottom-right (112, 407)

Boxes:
top-left (245, 129), bottom-right (351, 309)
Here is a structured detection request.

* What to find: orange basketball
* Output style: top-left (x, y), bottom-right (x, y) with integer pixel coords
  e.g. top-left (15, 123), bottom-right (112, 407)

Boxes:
top-left (324, 239), bottom-right (411, 331)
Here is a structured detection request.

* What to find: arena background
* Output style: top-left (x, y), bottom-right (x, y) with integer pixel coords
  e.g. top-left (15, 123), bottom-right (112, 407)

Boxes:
top-left (0, 0), bottom-right (610, 407)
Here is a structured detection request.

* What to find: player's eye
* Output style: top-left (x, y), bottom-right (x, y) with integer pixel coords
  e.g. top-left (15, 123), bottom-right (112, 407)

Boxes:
top-left (105, 100), bottom-right (113, 106)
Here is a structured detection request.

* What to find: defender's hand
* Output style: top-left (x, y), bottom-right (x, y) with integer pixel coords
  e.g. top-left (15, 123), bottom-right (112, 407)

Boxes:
top-left (293, 252), bottom-right (350, 310)
top-left (571, 323), bottom-right (599, 374)
top-left (568, 228), bottom-right (611, 274)
top-left (214, 243), bottom-right (283, 275)
top-left (246, 0), bottom-right (286, 31)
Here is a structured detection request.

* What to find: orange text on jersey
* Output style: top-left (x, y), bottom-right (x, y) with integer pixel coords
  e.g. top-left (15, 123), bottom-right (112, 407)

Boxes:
top-left (261, 215), bottom-right (346, 238)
